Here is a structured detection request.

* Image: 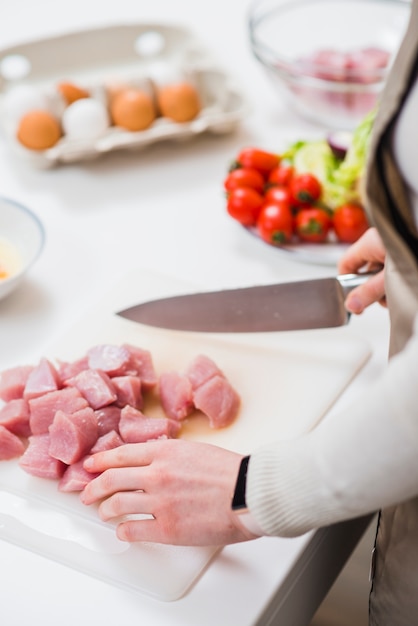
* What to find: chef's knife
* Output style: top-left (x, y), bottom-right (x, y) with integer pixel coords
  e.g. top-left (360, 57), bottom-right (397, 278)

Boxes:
top-left (117, 272), bottom-right (376, 333)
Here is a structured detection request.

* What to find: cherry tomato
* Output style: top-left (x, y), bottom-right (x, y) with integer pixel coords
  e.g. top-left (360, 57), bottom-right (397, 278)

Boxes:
top-left (236, 148), bottom-right (279, 177)
top-left (227, 187), bottom-right (264, 226)
top-left (289, 173), bottom-right (322, 207)
top-left (295, 207), bottom-right (331, 243)
top-left (333, 203), bottom-right (369, 243)
top-left (256, 201), bottom-right (294, 245)
top-left (224, 167), bottom-right (265, 194)
top-left (267, 163), bottom-right (295, 187)
top-left (264, 185), bottom-right (292, 206)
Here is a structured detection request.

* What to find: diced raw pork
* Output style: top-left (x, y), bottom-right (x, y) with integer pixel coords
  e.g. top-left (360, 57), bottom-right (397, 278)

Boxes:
top-left (0, 344), bottom-right (242, 501)
top-left (193, 375), bottom-right (240, 429)
top-left (19, 434), bottom-right (67, 479)
top-left (119, 405), bottom-right (181, 443)
top-left (159, 371), bottom-right (194, 421)
top-left (87, 344), bottom-right (131, 376)
top-left (58, 457), bottom-right (100, 492)
top-left (90, 430), bottom-right (124, 453)
top-left (0, 365), bottom-right (34, 401)
top-left (122, 344), bottom-right (157, 390)
top-left (299, 48), bottom-right (349, 81)
top-left (346, 47), bottom-right (390, 83)
top-left (29, 387), bottom-right (89, 435)
top-left (111, 375), bottom-right (143, 410)
top-left (184, 354), bottom-right (224, 390)
top-left (23, 358), bottom-right (61, 400)
top-left (297, 47), bottom-right (390, 83)
top-left (94, 406), bottom-right (121, 437)
top-left (49, 407), bottom-right (98, 465)
top-left (65, 369), bottom-right (117, 409)
top-left (0, 425), bottom-right (26, 460)
top-left (57, 356), bottom-right (89, 382)
top-left (0, 398), bottom-right (31, 438)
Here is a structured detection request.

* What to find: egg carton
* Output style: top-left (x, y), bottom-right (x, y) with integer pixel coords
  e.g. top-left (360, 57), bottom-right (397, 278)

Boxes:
top-left (0, 23), bottom-right (250, 168)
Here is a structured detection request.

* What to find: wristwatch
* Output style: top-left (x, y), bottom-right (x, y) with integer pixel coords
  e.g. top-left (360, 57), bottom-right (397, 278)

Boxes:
top-left (231, 455), bottom-right (264, 536)
top-left (231, 455), bottom-right (250, 513)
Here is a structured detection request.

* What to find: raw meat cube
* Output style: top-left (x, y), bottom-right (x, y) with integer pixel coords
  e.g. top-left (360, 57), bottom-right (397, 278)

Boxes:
top-left (0, 425), bottom-right (25, 460)
top-left (94, 406), bottom-right (121, 437)
top-left (119, 405), bottom-right (180, 443)
top-left (184, 354), bottom-right (224, 390)
top-left (123, 344), bottom-right (157, 390)
top-left (90, 430), bottom-right (124, 453)
top-left (49, 407), bottom-right (98, 465)
top-left (300, 48), bottom-right (349, 81)
top-left (29, 387), bottom-right (89, 435)
top-left (58, 457), bottom-right (100, 492)
top-left (0, 365), bottom-right (34, 401)
top-left (347, 47), bottom-right (390, 83)
top-left (112, 375), bottom-right (143, 410)
top-left (193, 375), bottom-right (240, 429)
top-left (23, 358), bottom-right (61, 400)
top-left (66, 369), bottom-right (117, 409)
top-left (159, 371), bottom-right (194, 420)
top-left (19, 434), bottom-right (66, 479)
top-left (57, 356), bottom-right (89, 382)
top-left (87, 344), bottom-right (131, 376)
top-left (0, 398), bottom-right (31, 437)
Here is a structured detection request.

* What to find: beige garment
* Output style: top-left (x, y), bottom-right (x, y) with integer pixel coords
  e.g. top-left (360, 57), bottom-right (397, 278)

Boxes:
top-left (364, 1), bottom-right (418, 623)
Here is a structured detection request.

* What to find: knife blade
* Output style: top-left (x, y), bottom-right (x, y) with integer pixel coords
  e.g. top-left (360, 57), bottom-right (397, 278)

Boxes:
top-left (116, 272), bottom-right (375, 333)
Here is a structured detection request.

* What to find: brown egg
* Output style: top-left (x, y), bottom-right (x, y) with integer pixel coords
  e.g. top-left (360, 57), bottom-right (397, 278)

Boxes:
top-left (110, 88), bottom-right (156, 131)
top-left (105, 80), bottom-right (129, 103)
top-left (17, 110), bottom-right (62, 150)
top-left (156, 82), bottom-right (201, 123)
top-left (57, 81), bottom-right (90, 105)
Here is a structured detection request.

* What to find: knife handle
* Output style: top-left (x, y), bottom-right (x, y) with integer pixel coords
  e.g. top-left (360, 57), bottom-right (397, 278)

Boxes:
top-left (336, 271), bottom-right (380, 299)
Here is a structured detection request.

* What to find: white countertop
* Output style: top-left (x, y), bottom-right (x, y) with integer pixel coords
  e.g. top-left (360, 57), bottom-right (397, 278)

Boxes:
top-left (0, 1), bottom-right (390, 624)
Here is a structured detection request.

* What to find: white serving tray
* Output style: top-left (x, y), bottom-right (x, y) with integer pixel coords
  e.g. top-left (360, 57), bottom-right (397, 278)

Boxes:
top-left (0, 23), bottom-right (249, 167)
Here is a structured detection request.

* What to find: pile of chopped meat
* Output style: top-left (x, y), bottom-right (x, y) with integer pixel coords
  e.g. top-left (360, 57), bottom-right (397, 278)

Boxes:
top-left (0, 344), bottom-right (241, 492)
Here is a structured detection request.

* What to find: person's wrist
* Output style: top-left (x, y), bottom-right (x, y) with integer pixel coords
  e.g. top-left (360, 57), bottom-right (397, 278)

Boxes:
top-left (234, 510), bottom-right (264, 537)
top-left (231, 455), bottom-right (250, 513)
top-left (231, 455), bottom-right (264, 537)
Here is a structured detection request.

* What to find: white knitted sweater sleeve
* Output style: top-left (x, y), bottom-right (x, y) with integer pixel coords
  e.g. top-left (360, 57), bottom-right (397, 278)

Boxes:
top-left (246, 316), bottom-right (418, 537)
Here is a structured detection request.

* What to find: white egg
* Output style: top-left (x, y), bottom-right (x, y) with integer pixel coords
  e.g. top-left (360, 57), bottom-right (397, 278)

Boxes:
top-left (0, 54), bottom-right (31, 81)
top-left (62, 98), bottom-right (110, 140)
top-left (2, 85), bottom-right (50, 127)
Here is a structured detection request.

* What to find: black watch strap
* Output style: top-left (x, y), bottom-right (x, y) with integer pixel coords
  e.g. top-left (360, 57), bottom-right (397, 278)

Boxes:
top-left (231, 455), bottom-right (250, 511)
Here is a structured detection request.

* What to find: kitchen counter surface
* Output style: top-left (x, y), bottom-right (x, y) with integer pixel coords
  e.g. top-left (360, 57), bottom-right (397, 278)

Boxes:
top-left (0, 1), bottom-right (390, 624)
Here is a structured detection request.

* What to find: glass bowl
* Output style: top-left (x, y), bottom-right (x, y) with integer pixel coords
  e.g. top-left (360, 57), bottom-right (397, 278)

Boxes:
top-left (248, 0), bottom-right (411, 129)
top-left (0, 196), bottom-right (45, 301)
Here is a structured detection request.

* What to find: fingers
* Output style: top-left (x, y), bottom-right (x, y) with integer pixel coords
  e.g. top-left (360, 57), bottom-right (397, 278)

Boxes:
top-left (336, 227), bottom-right (387, 314)
top-left (344, 271), bottom-right (386, 314)
top-left (338, 227), bottom-right (386, 275)
top-left (83, 442), bottom-right (154, 473)
top-left (116, 517), bottom-right (190, 545)
top-left (116, 518), bottom-right (160, 543)
top-left (81, 466), bottom-right (145, 505)
top-left (99, 490), bottom-right (153, 521)
top-left (80, 439), bottom-right (252, 546)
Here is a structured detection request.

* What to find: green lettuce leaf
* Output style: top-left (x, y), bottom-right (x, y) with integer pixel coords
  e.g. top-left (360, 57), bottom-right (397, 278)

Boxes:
top-left (286, 108), bottom-right (376, 210)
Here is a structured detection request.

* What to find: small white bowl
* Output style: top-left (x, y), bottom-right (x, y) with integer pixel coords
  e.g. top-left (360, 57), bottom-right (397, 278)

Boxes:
top-left (0, 196), bottom-right (45, 301)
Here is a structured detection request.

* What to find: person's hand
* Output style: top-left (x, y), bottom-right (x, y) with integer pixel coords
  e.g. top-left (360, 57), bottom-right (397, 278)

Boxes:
top-left (337, 227), bottom-right (387, 314)
top-left (81, 438), bottom-right (258, 546)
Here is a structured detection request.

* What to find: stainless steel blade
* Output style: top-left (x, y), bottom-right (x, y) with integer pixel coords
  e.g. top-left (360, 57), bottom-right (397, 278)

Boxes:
top-left (117, 273), bottom-right (374, 332)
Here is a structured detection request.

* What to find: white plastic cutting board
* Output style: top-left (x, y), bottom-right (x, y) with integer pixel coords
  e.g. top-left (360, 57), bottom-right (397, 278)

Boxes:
top-left (0, 270), bottom-right (371, 601)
